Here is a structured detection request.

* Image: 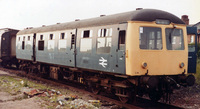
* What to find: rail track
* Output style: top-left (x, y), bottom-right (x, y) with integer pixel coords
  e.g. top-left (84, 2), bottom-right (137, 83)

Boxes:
top-left (0, 66), bottom-right (183, 109)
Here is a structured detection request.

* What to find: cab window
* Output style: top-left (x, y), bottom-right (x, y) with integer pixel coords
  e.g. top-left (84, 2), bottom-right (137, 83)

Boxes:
top-left (165, 28), bottom-right (184, 50)
top-left (139, 27), bottom-right (162, 50)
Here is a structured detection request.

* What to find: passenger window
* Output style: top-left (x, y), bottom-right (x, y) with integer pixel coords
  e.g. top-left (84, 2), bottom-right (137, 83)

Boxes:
top-left (49, 34), bottom-right (53, 40)
top-left (28, 36), bottom-right (30, 41)
top-left (40, 35), bottom-right (44, 40)
top-left (60, 33), bottom-right (65, 39)
top-left (109, 28), bottom-right (113, 36)
top-left (59, 33), bottom-right (67, 51)
top-left (22, 36), bottom-right (25, 50)
top-left (80, 30), bottom-right (92, 52)
top-left (83, 30), bottom-right (90, 38)
top-left (98, 28), bottom-right (112, 37)
top-left (48, 34), bottom-right (54, 51)
top-left (38, 35), bottom-right (44, 51)
top-left (97, 28), bottom-right (112, 53)
top-left (118, 30), bottom-right (126, 50)
top-left (26, 36), bottom-right (31, 50)
top-left (139, 27), bottom-right (162, 50)
top-left (71, 34), bottom-right (75, 49)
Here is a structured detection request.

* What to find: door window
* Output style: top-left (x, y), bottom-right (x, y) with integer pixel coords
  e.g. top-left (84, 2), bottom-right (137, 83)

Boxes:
top-left (118, 30), bottom-right (126, 50)
top-left (38, 35), bottom-right (44, 51)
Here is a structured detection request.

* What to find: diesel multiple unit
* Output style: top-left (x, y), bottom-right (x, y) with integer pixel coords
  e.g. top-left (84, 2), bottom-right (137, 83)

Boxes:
top-left (0, 9), bottom-right (196, 102)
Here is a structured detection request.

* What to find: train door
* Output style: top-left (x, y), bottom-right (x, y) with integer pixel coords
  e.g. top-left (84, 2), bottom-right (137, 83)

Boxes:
top-left (115, 24), bottom-right (127, 74)
top-left (68, 29), bottom-right (77, 67)
top-left (187, 27), bottom-right (198, 73)
top-left (32, 33), bottom-right (36, 62)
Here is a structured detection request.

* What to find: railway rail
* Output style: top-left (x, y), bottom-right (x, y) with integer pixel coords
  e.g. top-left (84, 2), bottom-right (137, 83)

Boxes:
top-left (0, 66), bottom-right (184, 109)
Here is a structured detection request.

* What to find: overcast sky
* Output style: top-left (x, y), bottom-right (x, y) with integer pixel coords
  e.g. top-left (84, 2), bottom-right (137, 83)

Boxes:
top-left (0, 0), bottom-right (199, 30)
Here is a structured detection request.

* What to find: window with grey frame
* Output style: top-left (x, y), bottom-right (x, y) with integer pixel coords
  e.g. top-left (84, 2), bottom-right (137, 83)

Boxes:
top-left (97, 28), bottom-right (112, 53)
top-left (60, 33), bottom-right (65, 39)
top-left (80, 30), bottom-right (92, 53)
top-left (48, 34), bottom-right (55, 51)
top-left (58, 32), bottom-right (67, 51)
top-left (26, 36), bottom-right (31, 50)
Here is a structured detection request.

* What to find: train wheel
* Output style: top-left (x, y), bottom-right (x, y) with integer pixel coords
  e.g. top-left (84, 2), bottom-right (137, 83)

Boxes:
top-left (148, 89), bottom-right (162, 102)
top-left (116, 87), bottom-right (130, 103)
top-left (119, 96), bottom-right (129, 103)
top-left (91, 84), bottom-right (101, 94)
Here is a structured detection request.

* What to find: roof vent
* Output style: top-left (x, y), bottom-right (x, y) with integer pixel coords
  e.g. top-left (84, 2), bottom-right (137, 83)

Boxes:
top-left (42, 25), bottom-right (46, 27)
top-left (136, 8), bottom-right (143, 10)
top-left (57, 23), bottom-right (60, 24)
top-left (75, 19), bottom-right (80, 21)
top-left (100, 15), bottom-right (106, 17)
top-left (25, 27), bottom-right (33, 29)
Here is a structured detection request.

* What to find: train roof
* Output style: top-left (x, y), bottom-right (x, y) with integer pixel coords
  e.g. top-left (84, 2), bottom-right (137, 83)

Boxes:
top-left (18, 9), bottom-right (185, 35)
top-left (0, 28), bottom-right (18, 31)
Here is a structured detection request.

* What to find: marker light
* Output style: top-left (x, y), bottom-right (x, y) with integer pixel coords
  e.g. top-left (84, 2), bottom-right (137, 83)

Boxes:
top-left (156, 19), bottom-right (170, 25)
top-left (179, 62), bottom-right (185, 68)
top-left (142, 62), bottom-right (147, 69)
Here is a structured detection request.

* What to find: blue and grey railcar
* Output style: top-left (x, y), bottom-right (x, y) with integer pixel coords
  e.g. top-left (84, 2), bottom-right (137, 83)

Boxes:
top-left (16, 9), bottom-right (195, 102)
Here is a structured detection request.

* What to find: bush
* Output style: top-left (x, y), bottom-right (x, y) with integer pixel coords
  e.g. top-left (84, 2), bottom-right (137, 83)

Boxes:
top-left (195, 59), bottom-right (200, 84)
top-left (197, 44), bottom-right (200, 58)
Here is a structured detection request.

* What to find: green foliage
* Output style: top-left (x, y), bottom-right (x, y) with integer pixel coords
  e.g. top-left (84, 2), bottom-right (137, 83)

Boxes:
top-left (195, 59), bottom-right (200, 84)
top-left (0, 76), bottom-right (22, 94)
top-left (23, 81), bottom-right (28, 87)
top-left (197, 44), bottom-right (200, 58)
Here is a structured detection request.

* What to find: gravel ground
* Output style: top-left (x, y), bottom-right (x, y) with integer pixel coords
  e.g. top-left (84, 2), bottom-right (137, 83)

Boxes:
top-left (0, 70), bottom-right (120, 109)
top-left (0, 96), bottom-right (45, 109)
top-left (171, 84), bottom-right (200, 109)
top-left (0, 69), bottom-right (199, 109)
